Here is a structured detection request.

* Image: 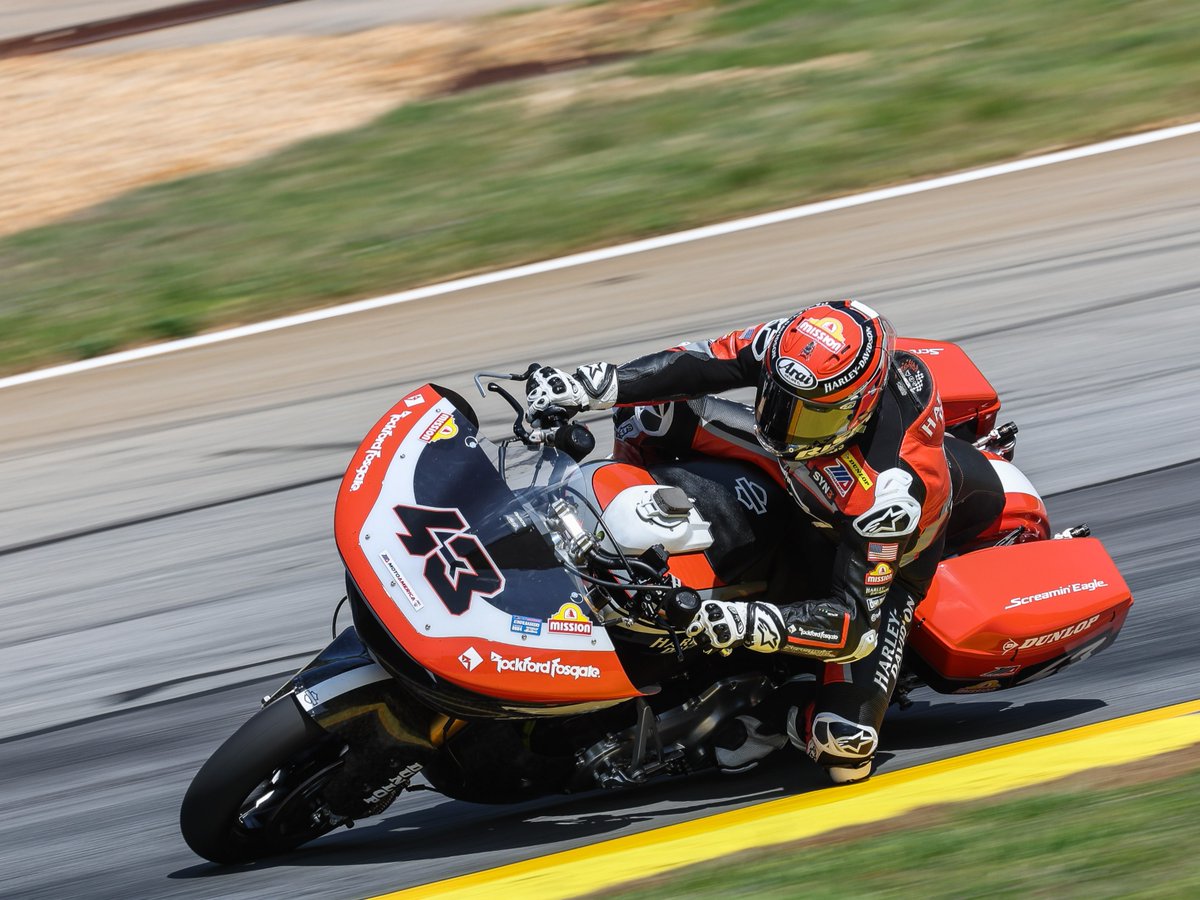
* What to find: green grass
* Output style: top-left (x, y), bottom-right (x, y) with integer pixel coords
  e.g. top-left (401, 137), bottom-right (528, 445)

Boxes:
top-left (4, 0), bottom-right (1200, 371)
top-left (601, 760), bottom-right (1200, 899)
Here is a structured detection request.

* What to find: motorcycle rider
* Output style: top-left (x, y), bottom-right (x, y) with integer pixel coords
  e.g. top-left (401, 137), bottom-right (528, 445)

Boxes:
top-left (526, 300), bottom-right (969, 784)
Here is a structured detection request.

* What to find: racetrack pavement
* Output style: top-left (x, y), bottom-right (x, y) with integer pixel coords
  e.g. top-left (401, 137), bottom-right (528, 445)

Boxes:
top-left (386, 701), bottom-right (1200, 899)
top-left (0, 132), bottom-right (1198, 898)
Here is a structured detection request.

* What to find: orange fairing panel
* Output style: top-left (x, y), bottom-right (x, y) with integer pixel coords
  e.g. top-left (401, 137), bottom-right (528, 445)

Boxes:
top-left (895, 338), bottom-right (1000, 435)
top-left (911, 538), bottom-right (1132, 679)
top-left (589, 463), bottom-right (721, 589)
top-left (334, 385), bottom-right (640, 704)
top-left (590, 462), bottom-right (657, 506)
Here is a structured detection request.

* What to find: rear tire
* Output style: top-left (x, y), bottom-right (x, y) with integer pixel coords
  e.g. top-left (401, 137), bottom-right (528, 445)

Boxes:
top-left (180, 697), bottom-right (343, 864)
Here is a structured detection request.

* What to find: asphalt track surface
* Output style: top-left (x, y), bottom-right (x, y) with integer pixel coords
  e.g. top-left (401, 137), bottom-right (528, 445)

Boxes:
top-left (1, 133), bottom-right (1199, 899)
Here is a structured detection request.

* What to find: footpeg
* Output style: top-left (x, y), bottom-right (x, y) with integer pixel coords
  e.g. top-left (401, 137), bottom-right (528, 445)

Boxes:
top-left (974, 421), bottom-right (1018, 460)
top-left (1054, 524), bottom-right (1091, 539)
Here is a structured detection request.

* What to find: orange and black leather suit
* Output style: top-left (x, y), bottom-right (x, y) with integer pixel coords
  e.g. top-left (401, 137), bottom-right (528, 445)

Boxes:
top-left (608, 319), bottom-right (960, 770)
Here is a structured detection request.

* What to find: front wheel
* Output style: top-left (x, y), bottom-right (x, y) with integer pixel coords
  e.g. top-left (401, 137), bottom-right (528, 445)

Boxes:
top-left (180, 696), bottom-right (345, 864)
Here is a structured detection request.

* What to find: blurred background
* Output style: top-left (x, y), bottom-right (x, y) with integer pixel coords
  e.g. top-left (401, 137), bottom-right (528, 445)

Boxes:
top-left (1, 2), bottom-right (1198, 897)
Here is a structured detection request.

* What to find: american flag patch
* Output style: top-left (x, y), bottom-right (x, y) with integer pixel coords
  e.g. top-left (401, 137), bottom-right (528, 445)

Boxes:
top-left (868, 542), bottom-right (899, 562)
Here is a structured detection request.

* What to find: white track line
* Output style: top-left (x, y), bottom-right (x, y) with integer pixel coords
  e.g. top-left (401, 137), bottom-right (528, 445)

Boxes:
top-left (5, 120), bottom-right (1200, 392)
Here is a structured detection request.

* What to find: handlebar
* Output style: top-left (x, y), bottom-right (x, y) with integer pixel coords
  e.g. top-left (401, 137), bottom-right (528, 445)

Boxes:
top-left (470, 366), bottom-right (695, 642)
top-left (473, 366), bottom-right (594, 462)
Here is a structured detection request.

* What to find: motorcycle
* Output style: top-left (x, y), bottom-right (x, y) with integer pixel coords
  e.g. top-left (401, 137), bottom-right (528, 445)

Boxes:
top-left (180, 337), bottom-right (1132, 864)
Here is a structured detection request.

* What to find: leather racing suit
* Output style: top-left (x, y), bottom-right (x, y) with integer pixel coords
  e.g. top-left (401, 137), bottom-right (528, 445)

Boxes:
top-left (605, 320), bottom-right (953, 776)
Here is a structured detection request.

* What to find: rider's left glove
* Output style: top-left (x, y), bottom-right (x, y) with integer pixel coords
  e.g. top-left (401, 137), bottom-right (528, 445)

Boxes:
top-left (686, 600), bottom-right (786, 655)
top-left (527, 363), bottom-right (618, 416)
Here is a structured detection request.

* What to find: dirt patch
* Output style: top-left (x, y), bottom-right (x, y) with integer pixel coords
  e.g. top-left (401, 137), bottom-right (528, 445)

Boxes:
top-left (0, 0), bottom-right (705, 237)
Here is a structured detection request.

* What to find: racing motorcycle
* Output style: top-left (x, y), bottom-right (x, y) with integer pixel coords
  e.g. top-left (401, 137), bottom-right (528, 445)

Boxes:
top-left (180, 338), bottom-right (1132, 864)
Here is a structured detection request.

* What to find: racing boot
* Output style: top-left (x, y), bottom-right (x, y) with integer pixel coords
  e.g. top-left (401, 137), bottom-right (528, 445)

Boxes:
top-left (711, 715), bottom-right (787, 774)
top-left (787, 707), bottom-right (877, 785)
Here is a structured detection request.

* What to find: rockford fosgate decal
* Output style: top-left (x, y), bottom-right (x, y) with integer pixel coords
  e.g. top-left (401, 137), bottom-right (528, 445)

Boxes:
top-left (490, 652), bottom-right (600, 680)
top-left (349, 412), bottom-right (410, 491)
top-left (1004, 579), bottom-right (1107, 610)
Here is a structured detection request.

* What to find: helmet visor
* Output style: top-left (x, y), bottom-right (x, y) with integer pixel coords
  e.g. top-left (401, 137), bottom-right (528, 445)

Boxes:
top-left (755, 376), bottom-right (859, 459)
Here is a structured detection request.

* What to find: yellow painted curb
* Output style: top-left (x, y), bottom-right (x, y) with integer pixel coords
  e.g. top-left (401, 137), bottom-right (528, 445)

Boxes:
top-left (377, 700), bottom-right (1200, 900)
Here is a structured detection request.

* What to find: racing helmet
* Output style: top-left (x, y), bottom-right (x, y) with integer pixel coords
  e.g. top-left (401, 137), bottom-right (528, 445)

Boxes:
top-left (754, 300), bottom-right (896, 460)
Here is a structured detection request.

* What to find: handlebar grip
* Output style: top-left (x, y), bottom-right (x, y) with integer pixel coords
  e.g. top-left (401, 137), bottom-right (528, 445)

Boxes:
top-left (551, 423), bottom-right (595, 461)
top-left (664, 589), bottom-right (701, 630)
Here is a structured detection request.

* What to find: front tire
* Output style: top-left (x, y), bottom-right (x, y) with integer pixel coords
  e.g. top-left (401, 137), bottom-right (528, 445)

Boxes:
top-left (180, 696), bottom-right (344, 864)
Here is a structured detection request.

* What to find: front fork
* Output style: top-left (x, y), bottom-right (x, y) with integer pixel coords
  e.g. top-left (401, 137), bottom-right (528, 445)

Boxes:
top-left (264, 627), bottom-right (446, 816)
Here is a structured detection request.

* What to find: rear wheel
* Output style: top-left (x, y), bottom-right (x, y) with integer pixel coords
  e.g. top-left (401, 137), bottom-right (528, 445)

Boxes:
top-left (180, 697), bottom-right (346, 864)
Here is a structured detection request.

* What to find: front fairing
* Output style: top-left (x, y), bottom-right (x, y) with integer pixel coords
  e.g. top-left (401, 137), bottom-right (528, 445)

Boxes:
top-left (334, 384), bottom-right (641, 704)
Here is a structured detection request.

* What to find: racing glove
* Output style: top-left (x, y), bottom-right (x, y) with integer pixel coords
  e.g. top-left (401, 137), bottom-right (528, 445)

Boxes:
top-left (526, 363), bottom-right (618, 416)
top-left (686, 599), bottom-right (786, 654)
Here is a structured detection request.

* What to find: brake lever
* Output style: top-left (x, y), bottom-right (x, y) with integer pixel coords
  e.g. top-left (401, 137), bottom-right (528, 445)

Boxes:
top-left (483, 382), bottom-right (536, 444)
top-left (472, 364), bottom-right (541, 397)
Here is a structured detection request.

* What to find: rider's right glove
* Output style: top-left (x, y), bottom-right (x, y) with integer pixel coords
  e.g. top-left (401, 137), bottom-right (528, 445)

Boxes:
top-left (526, 363), bottom-right (618, 417)
top-left (686, 599), bottom-right (786, 655)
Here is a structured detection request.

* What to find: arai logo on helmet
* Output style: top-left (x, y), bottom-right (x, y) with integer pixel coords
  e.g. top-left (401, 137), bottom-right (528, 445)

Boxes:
top-left (775, 357), bottom-right (817, 390)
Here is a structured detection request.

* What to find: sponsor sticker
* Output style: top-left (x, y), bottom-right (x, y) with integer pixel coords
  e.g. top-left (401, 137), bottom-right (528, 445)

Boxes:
top-left (490, 652), bottom-right (601, 679)
top-left (839, 451), bottom-right (873, 490)
top-left (854, 501), bottom-right (918, 538)
top-left (1016, 614), bottom-right (1101, 650)
top-left (404, 393), bottom-right (426, 408)
top-left (750, 317), bottom-right (789, 361)
top-left (787, 624), bottom-right (843, 645)
top-left (867, 542), bottom-right (899, 562)
top-left (349, 412), bottom-right (411, 492)
top-left (510, 615), bottom-right (543, 636)
top-left (807, 467), bottom-right (836, 502)
top-left (822, 461), bottom-right (854, 496)
top-left (1004, 579), bottom-right (1108, 611)
top-left (775, 357), bottom-right (817, 390)
top-left (865, 562), bottom-right (894, 587)
top-left (909, 347), bottom-right (942, 356)
top-left (380, 551), bottom-right (424, 611)
top-left (982, 665), bottom-right (1021, 677)
top-left (420, 413), bottom-right (459, 443)
top-left (899, 358), bottom-right (926, 393)
top-left (548, 601), bottom-right (593, 635)
top-left (954, 679), bottom-right (1002, 694)
top-left (459, 646), bottom-right (483, 671)
top-left (798, 317), bottom-right (847, 353)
